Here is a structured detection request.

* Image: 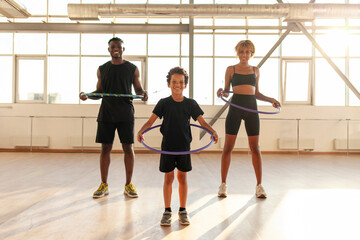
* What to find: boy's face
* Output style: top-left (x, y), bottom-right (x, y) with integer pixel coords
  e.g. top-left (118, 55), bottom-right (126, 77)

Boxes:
top-left (108, 40), bottom-right (124, 59)
top-left (168, 73), bottom-right (187, 95)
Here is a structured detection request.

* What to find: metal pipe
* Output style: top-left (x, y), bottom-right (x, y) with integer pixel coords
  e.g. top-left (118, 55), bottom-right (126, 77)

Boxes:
top-left (68, 4), bottom-right (360, 21)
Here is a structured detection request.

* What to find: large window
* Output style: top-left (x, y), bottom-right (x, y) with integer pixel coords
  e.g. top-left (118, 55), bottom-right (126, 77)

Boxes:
top-left (2, 3), bottom-right (360, 108)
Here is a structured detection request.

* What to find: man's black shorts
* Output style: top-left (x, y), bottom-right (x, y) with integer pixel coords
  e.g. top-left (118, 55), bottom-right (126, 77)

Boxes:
top-left (159, 154), bottom-right (192, 173)
top-left (96, 121), bottom-right (134, 144)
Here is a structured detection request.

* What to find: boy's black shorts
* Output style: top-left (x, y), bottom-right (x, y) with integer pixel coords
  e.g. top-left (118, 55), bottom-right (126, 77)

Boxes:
top-left (96, 121), bottom-right (134, 144)
top-left (159, 154), bottom-right (192, 173)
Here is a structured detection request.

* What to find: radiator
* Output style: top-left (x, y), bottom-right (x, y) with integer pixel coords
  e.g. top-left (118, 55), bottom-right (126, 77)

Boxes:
top-left (12, 136), bottom-right (49, 147)
top-left (220, 137), bottom-right (248, 149)
top-left (70, 136), bottom-right (100, 148)
top-left (278, 138), bottom-right (315, 150)
top-left (334, 139), bottom-right (360, 150)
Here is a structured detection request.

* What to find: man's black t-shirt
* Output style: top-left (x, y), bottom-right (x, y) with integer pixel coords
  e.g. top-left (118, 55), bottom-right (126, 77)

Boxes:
top-left (97, 61), bottom-right (136, 123)
top-left (153, 96), bottom-right (204, 152)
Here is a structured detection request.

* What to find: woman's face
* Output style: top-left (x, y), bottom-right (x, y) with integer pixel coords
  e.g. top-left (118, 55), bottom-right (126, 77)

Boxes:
top-left (237, 46), bottom-right (253, 62)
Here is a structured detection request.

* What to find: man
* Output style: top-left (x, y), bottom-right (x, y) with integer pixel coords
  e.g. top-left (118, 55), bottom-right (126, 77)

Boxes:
top-left (80, 37), bottom-right (148, 198)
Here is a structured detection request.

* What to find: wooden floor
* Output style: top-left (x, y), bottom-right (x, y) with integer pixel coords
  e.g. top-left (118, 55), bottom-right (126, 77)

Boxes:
top-left (1, 152), bottom-right (360, 240)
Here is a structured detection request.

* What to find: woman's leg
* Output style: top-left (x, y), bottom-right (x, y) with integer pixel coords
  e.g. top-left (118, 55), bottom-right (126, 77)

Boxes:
top-left (248, 135), bottom-right (262, 185)
top-left (221, 134), bottom-right (237, 183)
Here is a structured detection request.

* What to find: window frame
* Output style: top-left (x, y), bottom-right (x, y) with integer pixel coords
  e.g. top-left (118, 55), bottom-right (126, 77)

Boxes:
top-left (15, 55), bottom-right (47, 104)
top-left (281, 58), bottom-right (313, 105)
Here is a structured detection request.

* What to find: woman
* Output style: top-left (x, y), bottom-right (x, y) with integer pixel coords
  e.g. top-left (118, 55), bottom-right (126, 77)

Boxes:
top-left (217, 40), bottom-right (281, 198)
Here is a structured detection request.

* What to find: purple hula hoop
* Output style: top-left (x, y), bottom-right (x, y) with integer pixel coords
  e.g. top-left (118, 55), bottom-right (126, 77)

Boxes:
top-left (220, 90), bottom-right (281, 114)
top-left (140, 124), bottom-right (214, 155)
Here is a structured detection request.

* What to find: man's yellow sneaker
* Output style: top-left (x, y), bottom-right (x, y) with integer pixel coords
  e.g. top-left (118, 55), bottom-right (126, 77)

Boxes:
top-left (124, 183), bottom-right (138, 198)
top-left (93, 182), bottom-right (109, 198)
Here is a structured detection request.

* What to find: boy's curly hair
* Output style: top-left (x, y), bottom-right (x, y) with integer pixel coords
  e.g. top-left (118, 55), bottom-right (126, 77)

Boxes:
top-left (166, 67), bottom-right (189, 84)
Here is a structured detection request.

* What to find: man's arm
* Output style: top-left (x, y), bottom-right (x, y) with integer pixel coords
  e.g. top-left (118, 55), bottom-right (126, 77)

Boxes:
top-left (133, 67), bottom-right (148, 101)
top-left (79, 68), bottom-right (102, 101)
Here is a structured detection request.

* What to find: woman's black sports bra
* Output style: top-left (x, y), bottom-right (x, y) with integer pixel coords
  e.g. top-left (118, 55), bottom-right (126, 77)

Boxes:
top-left (231, 66), bottom-right (256, 87)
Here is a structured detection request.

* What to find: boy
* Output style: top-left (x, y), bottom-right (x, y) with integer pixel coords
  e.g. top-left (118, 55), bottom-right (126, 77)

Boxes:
top-left (137, 67), bottom-right (218, 226)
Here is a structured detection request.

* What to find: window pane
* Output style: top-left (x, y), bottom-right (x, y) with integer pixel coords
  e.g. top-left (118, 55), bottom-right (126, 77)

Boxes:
top-left (349, 34), bottom-right (360, 57)
top-left (17, 0), bottom-right (47, 15)
top-left (81, 34), bottom-right (113, 55)
top-left (80, 57), bottom-right (109, 104)
top-left (115, 34), bottom-right (146, 56)
top-left (194, 58), bottom-right (213, 105)
top-left (181, 34), bottom-right (189, 56)
top-left (214, 58), bottom-right (238, 105)
top-left (194, 18), bottom-right (213, 26)
top-left (282, 34), bottom-right (312, 57)
top-left (147, 57), bottom-right (179, 104)
top-left (148, 18), bottom-right (180, 24)
top-left (315, 32), bottom-right (347, 57)
top-left (215, 18), bottom-right (246, 26)
top-left (315, 59), bottom-right (345, 106)
top-left (49, 0), bottom-right (80, 15)
top-left (48, 33), bottom-right (80, 55)
top-left (48, 57), bottom-right (79, 104)
top-left (349, 59), bottom-right (360, 106)
top-left (0, 56), bottom-right (12, 103)
top-left (250, 35), bottom-right (280, 57)
top-left (194, 34), bottom-right (213, 56)
top-left (180, 57), bottom-right (190, 98)
top-left (284, 62), bottom-right (310, 102)
top-left (148, 34), bottom-right (180, 56)
top-left (18, 59), bottom-right (44, 101)
top-left (0, 33), bottom-right (13, 54)
top-left (14, 33), bottom-right (46, 54)
top-left (215, 34), bottom-right (246, 57)
top-left (248, 18), bottom-right (279, 26)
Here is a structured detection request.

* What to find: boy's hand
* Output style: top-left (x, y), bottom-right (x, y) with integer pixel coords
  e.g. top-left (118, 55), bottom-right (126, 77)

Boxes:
top-left (212, 131), bottom-right (219, 144)
top-left (137, 132), bottom-right (144, 143)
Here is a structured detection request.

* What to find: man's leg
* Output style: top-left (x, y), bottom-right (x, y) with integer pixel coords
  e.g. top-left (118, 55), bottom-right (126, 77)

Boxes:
top-left (122, 143), bottom-right (134, 185)
top-left (100, 143), bottom-right (113, 183)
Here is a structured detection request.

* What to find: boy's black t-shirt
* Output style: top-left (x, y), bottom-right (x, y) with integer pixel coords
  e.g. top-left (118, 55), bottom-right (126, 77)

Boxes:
top-left (97, 61), bottom-right (136, 123)
top-left (153, 96), bottom-right (204, 152)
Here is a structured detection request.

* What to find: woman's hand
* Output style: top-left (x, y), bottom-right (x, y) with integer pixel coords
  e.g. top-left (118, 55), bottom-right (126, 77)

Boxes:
top-left (271, 98), bottom-right (281, 108)
top-left (217, 88), bottom-right (229, 98)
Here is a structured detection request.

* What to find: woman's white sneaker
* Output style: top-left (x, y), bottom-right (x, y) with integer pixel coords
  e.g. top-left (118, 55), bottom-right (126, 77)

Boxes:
top-left (256, 184), bottom-right (267, 198)
top-left (218, 182), bottom-right (228, 197)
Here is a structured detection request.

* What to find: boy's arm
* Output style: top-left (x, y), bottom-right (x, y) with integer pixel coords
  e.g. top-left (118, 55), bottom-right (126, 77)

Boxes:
top-left (137, 113), bottom-right (158, 143)
top-left (196, 115), bottom-right (218, 144)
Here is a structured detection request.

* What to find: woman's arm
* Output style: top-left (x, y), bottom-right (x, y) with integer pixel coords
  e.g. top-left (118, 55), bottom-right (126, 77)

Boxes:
top-left (217, 66), bottom-right (233, 98)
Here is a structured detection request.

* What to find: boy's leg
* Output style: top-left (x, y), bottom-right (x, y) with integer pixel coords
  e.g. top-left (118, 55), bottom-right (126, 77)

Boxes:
top-left (177, 170), bottom-right (188, 208)
top-left (163, 171), bottom-right (175, 208)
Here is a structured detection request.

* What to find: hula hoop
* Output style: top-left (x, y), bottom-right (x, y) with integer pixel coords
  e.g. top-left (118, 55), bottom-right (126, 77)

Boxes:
top-left (82, 93), bottom-right (144, 98)
top-left (141, 124), bottom-right (214, 155)
top-left (220, 91), bottom-right (281, 114)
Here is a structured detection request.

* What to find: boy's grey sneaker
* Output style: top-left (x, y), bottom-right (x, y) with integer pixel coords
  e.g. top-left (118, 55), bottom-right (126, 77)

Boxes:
top-left (178, 210), bottom-right (190, 225)
top-left (160, 211), bottom-right (172, 226)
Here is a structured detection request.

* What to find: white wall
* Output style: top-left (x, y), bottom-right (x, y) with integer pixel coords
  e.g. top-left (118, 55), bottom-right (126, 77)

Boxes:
top-left (1, 103), bottom-right (360, 152)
